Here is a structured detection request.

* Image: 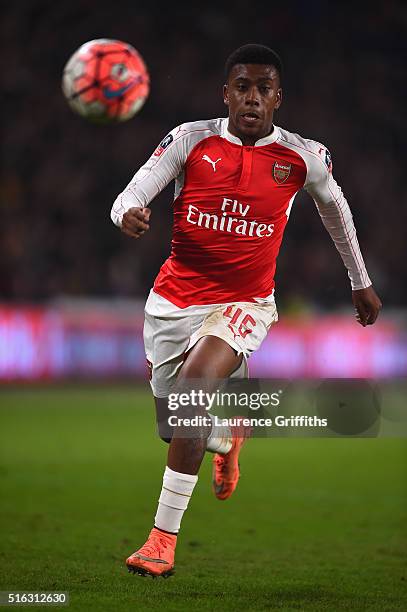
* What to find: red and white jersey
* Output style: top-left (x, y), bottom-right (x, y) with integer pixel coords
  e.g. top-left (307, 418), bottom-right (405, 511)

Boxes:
top-left (111, 118), bottom-right (371, 308)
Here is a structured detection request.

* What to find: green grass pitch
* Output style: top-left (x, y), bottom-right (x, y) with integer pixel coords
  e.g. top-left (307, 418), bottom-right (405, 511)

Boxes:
top-left (1, 387), bottom-right (406, 611)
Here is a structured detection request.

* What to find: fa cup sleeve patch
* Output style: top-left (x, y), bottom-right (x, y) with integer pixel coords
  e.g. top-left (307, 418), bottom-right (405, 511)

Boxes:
top-left (325, 149), bottom-right (333, 173)
top-left (154, 133), bottom-right (174, 157)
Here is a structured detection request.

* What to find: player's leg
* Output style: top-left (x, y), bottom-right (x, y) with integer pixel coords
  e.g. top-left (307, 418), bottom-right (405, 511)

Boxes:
top-left (166, 335), bottom-right (242, 472)
top-left (127, 298), bottom-right (277, 577)
top-left (154, 354), bottom-right (247, 448)
top-left (153, 374), bottom-right (251, 500)
top-left (184, 301), bottom-right (278, 501)
top-left (127, 336), bottom-right (242, 577)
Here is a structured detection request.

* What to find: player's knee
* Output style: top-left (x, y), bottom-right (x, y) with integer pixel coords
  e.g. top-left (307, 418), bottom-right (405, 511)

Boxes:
top-left (177, 360), bottom-right (213, 379)
top-left (157, 422), bottom-right (173, 444)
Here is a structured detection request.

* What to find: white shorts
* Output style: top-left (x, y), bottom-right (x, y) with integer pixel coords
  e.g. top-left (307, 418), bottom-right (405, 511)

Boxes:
top-left (144, 290), bottom-right (278, 398)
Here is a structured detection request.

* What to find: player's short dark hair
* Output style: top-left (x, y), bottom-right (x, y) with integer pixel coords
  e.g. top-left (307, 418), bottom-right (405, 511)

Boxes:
top-left (225, 44), bottom-right (283, 83)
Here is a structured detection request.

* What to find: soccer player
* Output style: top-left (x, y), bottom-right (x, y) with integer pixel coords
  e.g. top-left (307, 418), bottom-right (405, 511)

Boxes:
top-left (110, 44), bottom-right (382, 577)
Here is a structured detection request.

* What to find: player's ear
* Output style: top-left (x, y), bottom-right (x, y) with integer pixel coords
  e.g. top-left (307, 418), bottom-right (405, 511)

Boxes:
top-left (274, 88), bottom-right (283, 110)
top-left (223, 84), bottom-right (229, 107)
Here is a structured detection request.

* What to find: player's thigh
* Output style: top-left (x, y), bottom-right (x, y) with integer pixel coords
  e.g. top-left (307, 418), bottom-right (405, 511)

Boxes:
top-left (179, 335), bottom-right (242, 380)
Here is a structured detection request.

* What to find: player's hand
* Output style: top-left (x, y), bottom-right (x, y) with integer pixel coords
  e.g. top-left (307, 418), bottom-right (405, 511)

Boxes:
top-left (352, 286), bottom-right (382, 326)
top-left (121, 207), bottom-right (151, 239)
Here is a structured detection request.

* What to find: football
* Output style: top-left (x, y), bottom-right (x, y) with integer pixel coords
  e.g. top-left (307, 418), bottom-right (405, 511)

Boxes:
top-left (62, 39), bottom-right (150, 123)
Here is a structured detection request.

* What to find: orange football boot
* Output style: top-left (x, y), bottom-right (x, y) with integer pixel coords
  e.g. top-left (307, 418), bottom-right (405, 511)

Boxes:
top-left (126, 527), bottom-right (176, 578)
top-left (212, 416), bottom-right (252, 500)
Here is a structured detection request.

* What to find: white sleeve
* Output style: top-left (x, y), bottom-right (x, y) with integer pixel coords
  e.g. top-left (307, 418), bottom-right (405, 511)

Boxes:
top-left (304, 145), bottom-right (371, 290)
top-left (110, 127), bottom-right (185, 227)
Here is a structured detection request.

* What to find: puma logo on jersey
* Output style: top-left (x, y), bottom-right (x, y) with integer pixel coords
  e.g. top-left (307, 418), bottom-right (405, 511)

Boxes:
top-left (202, 154), bottom-right (222, 172)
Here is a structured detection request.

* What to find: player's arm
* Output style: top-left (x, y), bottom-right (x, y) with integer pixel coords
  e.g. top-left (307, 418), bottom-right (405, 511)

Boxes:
top-left (304, 146), bottom-right (382, 326)
top-left (111, 129), bottom-right (184, 239)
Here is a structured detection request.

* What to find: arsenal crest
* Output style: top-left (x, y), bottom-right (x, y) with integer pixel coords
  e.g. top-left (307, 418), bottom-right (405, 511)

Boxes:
top-left (273, 161), bottom-right (291, 184)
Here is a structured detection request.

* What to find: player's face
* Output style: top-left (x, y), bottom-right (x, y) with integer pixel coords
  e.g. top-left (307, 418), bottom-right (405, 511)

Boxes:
top-left (224, 64), bottom-right (282, 146)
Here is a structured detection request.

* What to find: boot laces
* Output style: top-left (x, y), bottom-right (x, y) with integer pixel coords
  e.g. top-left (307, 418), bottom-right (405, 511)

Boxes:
top-left (140, 534), bottom-right (169, 558)
top-left (214, 454), bottom-right (229, 473)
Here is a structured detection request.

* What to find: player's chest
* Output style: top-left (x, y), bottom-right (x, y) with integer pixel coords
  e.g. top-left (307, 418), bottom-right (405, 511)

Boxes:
top-left (183, 139), bottom-right (306, 201)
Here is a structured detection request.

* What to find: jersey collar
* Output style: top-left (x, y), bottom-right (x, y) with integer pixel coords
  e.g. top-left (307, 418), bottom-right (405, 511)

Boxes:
top-left (221, 118), bottom-right (280, 146)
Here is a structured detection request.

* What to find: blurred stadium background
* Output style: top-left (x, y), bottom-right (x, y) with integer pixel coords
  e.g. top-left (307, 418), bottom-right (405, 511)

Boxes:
top-left (1, 2), bottom-right (406, 610)
top-left (1, 1), bottom-right (406, 381)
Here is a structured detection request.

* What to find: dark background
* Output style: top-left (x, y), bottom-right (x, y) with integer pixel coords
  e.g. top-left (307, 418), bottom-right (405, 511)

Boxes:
top-left (1, 0), bottom-right (406, 308)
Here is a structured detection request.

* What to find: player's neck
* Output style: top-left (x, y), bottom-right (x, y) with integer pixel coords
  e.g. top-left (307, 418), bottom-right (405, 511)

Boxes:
top-left (227, 123), bottom-right (275, 147)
